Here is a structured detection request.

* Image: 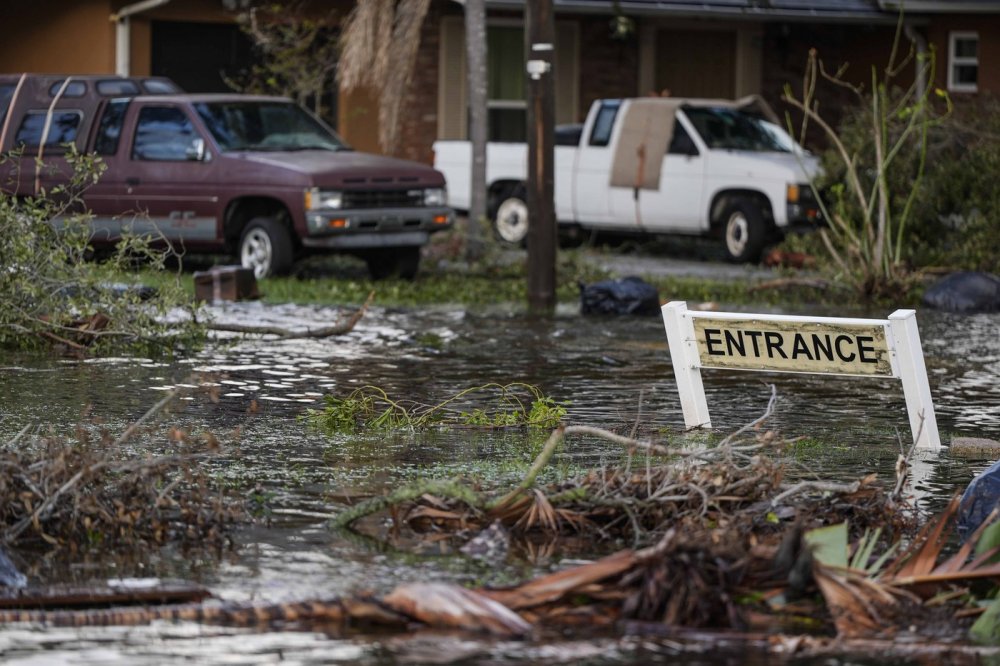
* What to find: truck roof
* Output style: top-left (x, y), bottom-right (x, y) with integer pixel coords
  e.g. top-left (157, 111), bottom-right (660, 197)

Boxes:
top-left (599, 95), bottom-right (780, 124)
top-left (129, 93), bottom-right (296, 105)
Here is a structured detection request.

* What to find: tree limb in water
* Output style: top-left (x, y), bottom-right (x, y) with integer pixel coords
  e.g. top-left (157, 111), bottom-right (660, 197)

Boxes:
top-left (207, 291), bottom-right (374, 338)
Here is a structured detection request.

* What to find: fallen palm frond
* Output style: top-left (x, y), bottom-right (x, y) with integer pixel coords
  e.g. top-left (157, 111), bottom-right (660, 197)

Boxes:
top-left (338, 0), bottom-right (432, 153)
top-left (807, 494), bottom-right (1000, 639)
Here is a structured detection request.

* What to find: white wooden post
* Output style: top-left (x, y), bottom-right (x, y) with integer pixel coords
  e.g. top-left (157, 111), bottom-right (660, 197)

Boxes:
top-left (888, 309), bottom-right (941, 451)
top-left (662, 301), bottom-right (711, 429)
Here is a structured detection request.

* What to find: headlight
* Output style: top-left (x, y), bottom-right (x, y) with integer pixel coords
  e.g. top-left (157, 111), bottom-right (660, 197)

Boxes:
top-left (786, 183), bottom-right (800, 204)
top-left (305, 188), bottom-right (343, 211)
top-left (423, 187), bottom-right (446, 207)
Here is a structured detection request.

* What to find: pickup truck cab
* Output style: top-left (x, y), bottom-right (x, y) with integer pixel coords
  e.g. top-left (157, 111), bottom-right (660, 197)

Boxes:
top-left (433, 96), bottom-right (820, 262)
top-left (1, 74), bottom-right (453, 278)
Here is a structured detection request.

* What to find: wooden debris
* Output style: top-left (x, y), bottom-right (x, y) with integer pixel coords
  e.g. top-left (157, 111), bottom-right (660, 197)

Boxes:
top-left (0, 580), bottom-right (210, 610)
top-left (383, 583), bottom-right (531, 637)
top-left (207, 291), bottom-right (374, 338)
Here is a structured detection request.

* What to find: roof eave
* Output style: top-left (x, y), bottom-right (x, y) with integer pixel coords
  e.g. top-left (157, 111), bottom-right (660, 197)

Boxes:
top-left (879, 0), bottom-right (1000, 12)
top-left (485, 1), bottom-right (902, 24)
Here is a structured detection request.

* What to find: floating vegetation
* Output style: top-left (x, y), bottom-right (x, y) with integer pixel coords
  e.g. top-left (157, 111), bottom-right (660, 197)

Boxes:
top-left (307, 383), bottom-right (568, 434)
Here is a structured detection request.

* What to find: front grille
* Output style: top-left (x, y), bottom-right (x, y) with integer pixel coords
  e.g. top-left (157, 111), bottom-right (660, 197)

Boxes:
top-left (342, 189), bottom-right (424, 209)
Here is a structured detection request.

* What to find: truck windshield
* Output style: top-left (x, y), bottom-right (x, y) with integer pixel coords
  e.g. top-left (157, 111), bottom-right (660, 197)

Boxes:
top-left (194, 101), bottom-right (346, 152)
top-left (683, 107), bottom-right (790, 153)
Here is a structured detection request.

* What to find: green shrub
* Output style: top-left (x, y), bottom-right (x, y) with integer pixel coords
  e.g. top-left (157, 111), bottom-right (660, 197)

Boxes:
top-left (808, 94), bottom-right (1000, 275)
top-left (0, 150), bottom-right (204, 354)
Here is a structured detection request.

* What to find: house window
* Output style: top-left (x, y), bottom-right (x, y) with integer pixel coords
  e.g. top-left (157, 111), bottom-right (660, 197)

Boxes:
top-left (487, 25), bottom-right (526, 142)
top-left (948, 32), bottom-right (978, 93)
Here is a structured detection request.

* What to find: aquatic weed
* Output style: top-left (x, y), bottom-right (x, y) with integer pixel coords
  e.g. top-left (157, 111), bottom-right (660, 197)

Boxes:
top-left (307, 383), bottom-right (569, 434)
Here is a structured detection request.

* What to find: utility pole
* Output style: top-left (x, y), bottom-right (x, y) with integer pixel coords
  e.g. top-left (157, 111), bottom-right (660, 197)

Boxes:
top-left (525, 0), bottom-right (556, 313)
top-left (464, 0), bottom-right (487, 262)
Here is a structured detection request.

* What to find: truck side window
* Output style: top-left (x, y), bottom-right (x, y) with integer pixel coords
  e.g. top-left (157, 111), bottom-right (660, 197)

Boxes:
top-left (132, 107), bottom-right (197, 161)
top-left (95, 99), bottom-right (130, 156)
top-left (48, 81), bottom-right (87, 98)
top-left (668, 124), bottom-right (699, 156)
top-left (14, 110), bottom-right (83, 152)
top-left (588, 101), bottom-right (620, 147)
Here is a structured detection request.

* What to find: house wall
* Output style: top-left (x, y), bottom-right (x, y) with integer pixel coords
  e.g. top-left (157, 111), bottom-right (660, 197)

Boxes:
top-left (0, 0), bottom-right (115, 74)
top-left (392, 0), bottom-right (446, 163)
top-left (925, 14), bottom-right (1000, 96)
top-left (760, 22), bottom-right (903, 149)
top-left (578, 16), bottom-right (639, 120)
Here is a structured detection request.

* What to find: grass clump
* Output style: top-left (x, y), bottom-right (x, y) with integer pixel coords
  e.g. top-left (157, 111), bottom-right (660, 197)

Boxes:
top-left (307, 383), bottom-right (568, 435)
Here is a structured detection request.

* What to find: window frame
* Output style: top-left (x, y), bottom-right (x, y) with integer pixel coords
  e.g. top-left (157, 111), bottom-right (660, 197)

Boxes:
top-left (486, 20), bottom-right (528, 143)
top-left (948, 31), bottom-right (979, 93)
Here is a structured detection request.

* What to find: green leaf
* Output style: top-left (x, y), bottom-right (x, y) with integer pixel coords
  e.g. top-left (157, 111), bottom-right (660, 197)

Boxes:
top-left (971, 595), bottom-right (1000, 644)
top-left (975, 520), bottom-right (1000, 563)
top-left (804, 522), bottom-right (849, 568)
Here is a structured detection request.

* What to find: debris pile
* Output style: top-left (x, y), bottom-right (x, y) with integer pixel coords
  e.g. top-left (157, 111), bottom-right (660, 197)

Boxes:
top-left (0, 392), bottom-right (241, 552)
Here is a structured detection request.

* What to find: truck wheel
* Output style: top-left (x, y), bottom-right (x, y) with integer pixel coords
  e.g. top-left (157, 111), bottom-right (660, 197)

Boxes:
top-left (722, 199), bottom-right (768, 263)
top-left (365, 247), bottom-right (421, 281)
top-left (494, 185), bottom-right (529, 246)
top-left (239, 217), bottom-right (294, 278)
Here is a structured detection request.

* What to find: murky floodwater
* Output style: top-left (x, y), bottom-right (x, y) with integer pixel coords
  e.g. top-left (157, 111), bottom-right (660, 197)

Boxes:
top-left (0, 299), bottom-right (997, 664)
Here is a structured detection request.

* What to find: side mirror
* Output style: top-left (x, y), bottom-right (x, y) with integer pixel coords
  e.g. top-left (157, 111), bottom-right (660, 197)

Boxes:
top-left (186, 138), bottom-right (208, 162)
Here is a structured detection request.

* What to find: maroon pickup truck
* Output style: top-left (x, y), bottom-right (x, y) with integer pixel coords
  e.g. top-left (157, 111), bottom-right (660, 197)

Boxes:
top-left (0, 74), bottom-right (453, 279)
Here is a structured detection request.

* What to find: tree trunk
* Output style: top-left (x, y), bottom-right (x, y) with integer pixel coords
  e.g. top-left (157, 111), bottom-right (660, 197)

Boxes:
top-left (464, 0), bottom-right (487, 262)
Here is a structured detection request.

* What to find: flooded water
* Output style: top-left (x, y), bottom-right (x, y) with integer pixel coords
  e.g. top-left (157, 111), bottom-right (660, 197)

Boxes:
top-left (0, 299), bottom-right (998, 664)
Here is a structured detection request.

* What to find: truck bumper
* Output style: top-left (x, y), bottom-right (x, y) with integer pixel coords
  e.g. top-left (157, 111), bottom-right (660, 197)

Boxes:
top-left (302, 230), bottom-right (431, 250)
top-left (785, 202), bottom-right (823, 230)
top-left (302, 207), bottom-right (454, 249)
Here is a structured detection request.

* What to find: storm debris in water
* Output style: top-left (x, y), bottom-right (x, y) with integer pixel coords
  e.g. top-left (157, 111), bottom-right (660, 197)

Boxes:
top-left (0, 390), bottom-right (242, 554)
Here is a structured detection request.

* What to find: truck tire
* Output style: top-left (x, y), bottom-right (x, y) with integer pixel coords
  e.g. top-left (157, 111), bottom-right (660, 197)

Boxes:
top-left (494, 185), bottom-right (529, 246)
top-left (365, 246), bottom-right (421, 281)
top-left (239, 217), bottom-right (294, 279)
top-left (721, 199), bottom-right (768, 263)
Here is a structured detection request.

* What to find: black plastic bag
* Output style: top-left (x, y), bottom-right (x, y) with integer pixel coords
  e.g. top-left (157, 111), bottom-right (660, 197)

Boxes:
top-left (579, 276), bottom-right (660, 316)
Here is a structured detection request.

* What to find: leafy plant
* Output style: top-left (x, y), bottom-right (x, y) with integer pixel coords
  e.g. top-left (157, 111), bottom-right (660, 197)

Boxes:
top-left (307, 383), bottom-right (568, 434)
top-left (0, 150), bottom-right (203, 354)
top-left (228, 3), bottom-right (339, 126)
top-left (782, 17), bottom-right (951, 299)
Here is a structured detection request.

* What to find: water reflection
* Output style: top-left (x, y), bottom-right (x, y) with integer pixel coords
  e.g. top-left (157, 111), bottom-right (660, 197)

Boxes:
top-left (0, 301), bottom-right (997, 663)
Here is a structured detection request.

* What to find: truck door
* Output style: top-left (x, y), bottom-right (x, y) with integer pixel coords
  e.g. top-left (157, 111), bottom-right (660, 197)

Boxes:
top-left (93, 103), bottom-right (221, 247)
top-left (571, 100), bottom-right (619, 225)
top-left (637, 115), bottom-right (706, 233)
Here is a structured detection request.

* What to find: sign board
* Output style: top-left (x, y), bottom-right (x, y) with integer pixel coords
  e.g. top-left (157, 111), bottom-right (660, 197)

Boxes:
top-left (662, 302), bottom-right (941, 450)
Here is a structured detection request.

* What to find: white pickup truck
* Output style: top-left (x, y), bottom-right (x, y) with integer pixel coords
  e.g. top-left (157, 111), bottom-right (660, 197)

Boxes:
top-left (433, 97), bottom-right (821, 262)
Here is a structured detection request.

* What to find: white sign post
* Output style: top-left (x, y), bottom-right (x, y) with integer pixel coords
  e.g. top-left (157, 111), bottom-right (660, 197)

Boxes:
top-left (661, 301), bottom-right (941, 450)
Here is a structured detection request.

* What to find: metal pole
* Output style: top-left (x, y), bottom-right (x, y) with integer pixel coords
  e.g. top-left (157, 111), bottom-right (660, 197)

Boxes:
top-left (525, 0), bottom-right (556, 313)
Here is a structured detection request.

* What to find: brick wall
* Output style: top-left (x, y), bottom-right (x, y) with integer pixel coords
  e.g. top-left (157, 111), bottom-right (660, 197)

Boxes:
top-left (577, 16), bottom-right (639, 119)
top-left (395, 2), bottom-right (449, 164)
top-left (760, 22), bottom-right (901, 149)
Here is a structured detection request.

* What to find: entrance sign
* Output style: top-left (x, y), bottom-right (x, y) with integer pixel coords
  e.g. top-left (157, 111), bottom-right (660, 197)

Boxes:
top-left (662, 301), bottom-right (941, 450)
